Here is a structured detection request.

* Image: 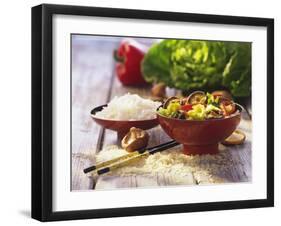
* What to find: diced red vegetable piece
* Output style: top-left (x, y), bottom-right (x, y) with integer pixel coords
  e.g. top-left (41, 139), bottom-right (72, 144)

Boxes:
top-left (180, 104), bottom-right (193, 112)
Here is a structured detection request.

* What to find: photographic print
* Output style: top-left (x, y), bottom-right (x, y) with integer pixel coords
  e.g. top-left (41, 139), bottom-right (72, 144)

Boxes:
top-left (32, 4), bottom-right (273, 221)
top-left (71, 35), bottom-right (252, 191)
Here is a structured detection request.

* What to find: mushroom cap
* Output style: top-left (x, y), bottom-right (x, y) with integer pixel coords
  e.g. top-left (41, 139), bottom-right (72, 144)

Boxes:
top-left (121, 127), bottom-right (149, 152)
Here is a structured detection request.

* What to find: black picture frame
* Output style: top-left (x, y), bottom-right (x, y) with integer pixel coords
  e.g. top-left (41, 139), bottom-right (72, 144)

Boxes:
top-left (32, 3), bottom-right (274, 222)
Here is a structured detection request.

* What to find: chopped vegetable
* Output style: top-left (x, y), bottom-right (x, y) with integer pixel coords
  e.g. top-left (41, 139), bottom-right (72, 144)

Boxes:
top-left (186, 104), bottom-right (207, 120)
top-left (163, 96), bottom-right (179, 108)
top-left (220, 100), bottom-right (236, 116)
top-left (205, 104), bottom-right (221, 113)
top-left (158, 101), bottom-right (181, 117)
top-left (180, 104), bottom-right (193, 112)
top-left (187, 91), bottom-right (207, 105)
top-left (167, 101), bottom-right (181, 113)
top-left (206, 92), bottom-right (219, 105)
top-left (211, 90), bottom-right (232, 100)
top-left (157, 91), bottom-right (238, 120)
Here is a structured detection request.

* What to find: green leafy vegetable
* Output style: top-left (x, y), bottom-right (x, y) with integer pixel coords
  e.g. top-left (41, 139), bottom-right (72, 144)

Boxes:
top-left (206, 92), bottom-right (219, 106)
top-left (141, 40), bottom-right (251, 97)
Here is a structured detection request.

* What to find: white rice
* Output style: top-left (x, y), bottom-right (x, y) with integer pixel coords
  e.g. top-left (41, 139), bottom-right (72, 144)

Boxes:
top-left (92, 144), bottom-right (239, 184)
top-left (95, 93), bottom-right (161, 121)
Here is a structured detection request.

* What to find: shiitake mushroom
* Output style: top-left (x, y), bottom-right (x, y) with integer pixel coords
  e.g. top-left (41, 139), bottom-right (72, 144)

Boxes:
top-left (151, 83), bottom-right (166, 98)
top-left (186, 91), bottom-right (207, 105)
top-left (121, 127), bottom-right (149, 152)
top-left (211, 90), bottom-right (232, 100)
top-left (222, 130), bottom-right (246, 145)
top-left (219, 100), bottom-right (236, 116)
top-left (163, 96), bottom-right (179, 108)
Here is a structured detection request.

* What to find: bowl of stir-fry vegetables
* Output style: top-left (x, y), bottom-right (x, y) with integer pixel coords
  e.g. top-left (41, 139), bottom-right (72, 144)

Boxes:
top-left (157, 91), bottom-right (242, 155)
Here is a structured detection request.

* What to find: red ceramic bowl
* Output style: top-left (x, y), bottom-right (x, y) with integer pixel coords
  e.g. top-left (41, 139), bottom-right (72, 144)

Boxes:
top-left (91, 105), bottom-right (159, 140)
top-left (157, 105), bottom-right (241, 155)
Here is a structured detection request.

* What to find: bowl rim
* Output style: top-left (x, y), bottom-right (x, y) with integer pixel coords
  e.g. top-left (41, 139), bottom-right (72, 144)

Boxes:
top-left (156, 103), bottom-right (242, 122)
top-left (90, 104), bottom-right (159, 123)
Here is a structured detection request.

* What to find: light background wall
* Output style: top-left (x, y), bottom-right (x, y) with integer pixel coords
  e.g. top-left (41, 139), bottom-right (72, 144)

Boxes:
top-left (0, 0), bottom-right (279, 225)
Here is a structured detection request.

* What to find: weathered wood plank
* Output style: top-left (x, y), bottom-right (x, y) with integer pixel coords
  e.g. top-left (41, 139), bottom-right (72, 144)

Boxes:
top-left (71, 37), bottom-right (118, 190)
top-left (162, 173), bottom-right (196, 186)
top-left (135, 175), bottom-right (159, 187)
top-left (95, 175), bottom-right (137, 190)
top-left (96, 173), bottom-right (196, 189)
top-left (72, 151), bottom-right (95, 190)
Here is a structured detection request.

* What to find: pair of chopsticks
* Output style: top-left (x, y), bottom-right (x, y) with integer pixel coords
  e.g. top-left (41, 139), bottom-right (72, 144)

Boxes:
top-left (83, 140), bottom-right (179, 175)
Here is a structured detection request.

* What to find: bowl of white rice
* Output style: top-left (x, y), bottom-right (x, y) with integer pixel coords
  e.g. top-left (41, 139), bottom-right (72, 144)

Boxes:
top-left (91, 94), bottom-right (161, 139)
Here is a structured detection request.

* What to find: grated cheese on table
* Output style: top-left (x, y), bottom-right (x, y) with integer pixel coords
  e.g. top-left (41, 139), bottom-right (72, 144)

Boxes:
top-left (92, 144), bottom-right (242, 184)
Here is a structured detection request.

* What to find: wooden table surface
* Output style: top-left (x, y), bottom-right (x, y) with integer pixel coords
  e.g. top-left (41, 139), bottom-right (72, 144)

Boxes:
top-left (71, 36), bottom-right (252, 191)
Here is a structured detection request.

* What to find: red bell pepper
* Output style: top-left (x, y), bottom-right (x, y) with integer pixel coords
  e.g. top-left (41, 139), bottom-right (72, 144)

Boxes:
top-left (180, 104), bottom-right (193, 112)
top-left (114, 40), bottom-right (147, 86)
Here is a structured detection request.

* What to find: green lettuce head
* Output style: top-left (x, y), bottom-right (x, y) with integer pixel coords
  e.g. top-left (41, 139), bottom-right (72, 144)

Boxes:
top-left (142, 40), bottom-right (251, 97)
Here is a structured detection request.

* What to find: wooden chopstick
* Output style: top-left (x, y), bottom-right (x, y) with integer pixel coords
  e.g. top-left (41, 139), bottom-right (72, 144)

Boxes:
top-left (83, 140), bottom-right (178, 174)
top-left (89, 141), bottom-right (179, 176)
